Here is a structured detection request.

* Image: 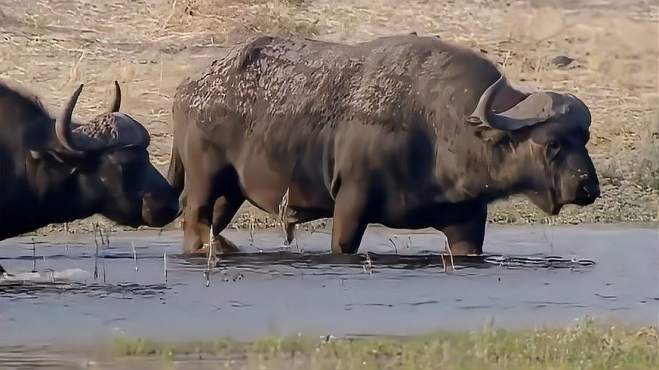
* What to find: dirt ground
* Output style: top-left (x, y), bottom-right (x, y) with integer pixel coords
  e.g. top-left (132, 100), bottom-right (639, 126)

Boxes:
top-left (0, 0), bottom-right (657, 235)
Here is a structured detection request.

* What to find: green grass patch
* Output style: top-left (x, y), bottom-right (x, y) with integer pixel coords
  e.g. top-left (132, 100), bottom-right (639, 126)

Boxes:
top-left (113, 318), bottom-right (659, 370)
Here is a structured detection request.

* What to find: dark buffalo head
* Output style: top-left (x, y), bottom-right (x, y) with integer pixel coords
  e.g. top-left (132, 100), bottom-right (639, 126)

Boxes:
top-left (467, 75), bottom-right (600, 215)
top-left (32, 82), bottom-right (180, 227)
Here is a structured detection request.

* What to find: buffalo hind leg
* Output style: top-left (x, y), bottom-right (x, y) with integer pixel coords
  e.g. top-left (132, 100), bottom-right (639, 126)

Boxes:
top-left (330, 184), bottom-right (368, 254)
top-left (210, 194), bottom-right (244, 254)
top-left (436, 204), bottom-right (487, 256)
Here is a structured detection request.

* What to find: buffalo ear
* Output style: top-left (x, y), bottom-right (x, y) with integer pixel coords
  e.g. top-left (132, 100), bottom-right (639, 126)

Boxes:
top-left (30, 150), bottom-right (64, 163)
top-left (474, 127), bottom-right (508, 143)
top-left (30, 149), bottom-right (80, 165)
top-left (27, 152), bottom-right (79, 199)
top-left (29, 150), bottom-right (82, 178)
top-left (465, 117), bottom-right (508, 144)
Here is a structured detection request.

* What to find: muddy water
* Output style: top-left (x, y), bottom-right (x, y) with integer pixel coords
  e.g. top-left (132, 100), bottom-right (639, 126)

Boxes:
top-left (0, 225), bottom-right (657, 348)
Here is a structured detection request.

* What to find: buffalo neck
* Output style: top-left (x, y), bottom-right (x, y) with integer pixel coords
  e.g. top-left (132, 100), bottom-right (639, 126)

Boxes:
top-left (436, 134), bottom-right (532, 203)
top-left (17, 158), bottom-right (98, 232)
top-left (0, 188), bottom-right (96, 241)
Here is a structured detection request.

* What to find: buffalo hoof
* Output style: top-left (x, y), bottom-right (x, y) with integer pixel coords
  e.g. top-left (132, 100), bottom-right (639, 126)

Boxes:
top-left (210, 234), bottom-right (240, 254)
top-left (446, 241), bottom-right (482, 256)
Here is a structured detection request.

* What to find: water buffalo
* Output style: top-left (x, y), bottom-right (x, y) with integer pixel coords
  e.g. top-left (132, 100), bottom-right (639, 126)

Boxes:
top-left (0, 81), bottom-right (180, 240)
top-left (169, 34), bottom-right (600, 255)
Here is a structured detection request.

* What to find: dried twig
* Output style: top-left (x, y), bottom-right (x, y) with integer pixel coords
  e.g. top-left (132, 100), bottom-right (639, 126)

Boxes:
top-left (93, 229), bottom-right (100, 280)
top-left (443, 240), bottom-right (455, 272)
top-left (248, 217), bottom-right (255, 246)
top-left (163, 251), bottom-right (168, 283)
top-left (67, 50), bottom-right (86, 86)
top-left (161, 0), bottom-right (178, 30)
top-left (31, 238), bottom-right (37, 273)
top-left (388, 238), bottom-right (398, 254)
top-left (104, 226), bottom-right (111, 247)
top-left (132, 242), bottom-right (139, 272)
top-left (278, 187), bottom-right (290, 244)
top-left (205, 225), bottom-right (217, 287)
top-left (362, 252), bottom-right (373, 275)
top-left (440, 250), bottom-right (447, 272)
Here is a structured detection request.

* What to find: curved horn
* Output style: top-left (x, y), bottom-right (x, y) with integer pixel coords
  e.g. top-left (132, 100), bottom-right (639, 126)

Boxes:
top-left (110, 81), bottom-right (121, 113)
top-left (469, 75), bottom-right (507, 126)
top-left (468, 75), bottom-right (559, 131)
top-left (56, 84), bottom-right (85, 152)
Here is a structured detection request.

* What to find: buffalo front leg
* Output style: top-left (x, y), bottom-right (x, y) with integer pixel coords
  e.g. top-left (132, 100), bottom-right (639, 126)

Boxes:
top-left (210, 194), bottom-right (244, 254)
top-left (183, 199), bottom-right (211, 255)
top-left (436, 204), bottom-right (487, 256)
top-left (182, 169), bottom-right (213, 254)
top-left (330, 185), bottom-right (368, 254)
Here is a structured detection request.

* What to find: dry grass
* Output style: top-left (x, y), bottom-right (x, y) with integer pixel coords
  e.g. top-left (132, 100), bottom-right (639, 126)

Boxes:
top-left (0, 0), bottom-right (657, 235)
top-left (161, 0), bottom-right (319, 41)
top-left (633, 111), bottom-right (659, 190)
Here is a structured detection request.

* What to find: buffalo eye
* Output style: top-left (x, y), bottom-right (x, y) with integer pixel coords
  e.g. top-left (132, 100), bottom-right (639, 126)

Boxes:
top-left (546, 140), bottom-right (561, 160)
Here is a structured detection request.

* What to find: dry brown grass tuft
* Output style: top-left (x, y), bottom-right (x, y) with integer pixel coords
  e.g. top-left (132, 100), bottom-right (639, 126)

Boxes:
top-left (633, 111), bottom-right (659, 190)
top-left (161, 0), bottom-right (319, 41)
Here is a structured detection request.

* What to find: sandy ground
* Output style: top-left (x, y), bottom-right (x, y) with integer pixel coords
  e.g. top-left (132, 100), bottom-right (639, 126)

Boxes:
top-left (0, 0), bottom-right (657, 235)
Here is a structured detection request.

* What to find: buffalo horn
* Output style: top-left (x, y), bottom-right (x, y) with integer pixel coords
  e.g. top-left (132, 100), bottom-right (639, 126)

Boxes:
top-left (468, 75), bottom-right (556, 131)
top-left (110, 81), bottom-right (121, 113)
top-left (55, 84), bottom-right (85, 152)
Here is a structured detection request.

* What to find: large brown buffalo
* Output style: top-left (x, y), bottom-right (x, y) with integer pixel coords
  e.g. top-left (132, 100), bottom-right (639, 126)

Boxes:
top-left (169, 34), bottom-right (600, 255)
top-left (0, 81), bottom-right (180, 240)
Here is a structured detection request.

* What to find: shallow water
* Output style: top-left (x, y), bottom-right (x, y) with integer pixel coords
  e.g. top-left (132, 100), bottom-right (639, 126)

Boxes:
top-left (0, 224), bottom-right (657, 350)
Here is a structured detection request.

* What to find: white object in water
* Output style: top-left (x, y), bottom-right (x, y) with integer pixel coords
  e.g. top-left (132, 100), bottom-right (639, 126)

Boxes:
top-left (0, 268), bottom-right (92, 283)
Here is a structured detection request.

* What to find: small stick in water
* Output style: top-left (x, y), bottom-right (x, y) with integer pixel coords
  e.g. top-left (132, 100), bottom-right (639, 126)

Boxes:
top-left (442, 240), bottom-right (455, 272)
top-left (163, 251), bottom-right (168, 283)
top-left (31, 238), bottom-right (37, 273)
top-left (93, 227), bottom-right (100, 280)
top-left (388, 238), bottom-right (398, 254)
top-left (44, 268), bottom-right (55, 284)
top-left (203, 270), bottom-right (210, 287)
top-left (440, 252), bottom-right (447, 272)
top-left (205, 225), bottom-right (217, 287)
top-left (362, 252), bottom-right (373, 275)
top-left (248, 218), bottom-right (255, 247)
top-left (131, 242), bottom-right (139, 272)
top-left (105, 227), bottom-right (111, 247)
top-left (103, 227), bottom-right (109, 248)
top-left (278, 187), bottom-right (290, 245)
top-left (96, 226), bottom-right (103, 247)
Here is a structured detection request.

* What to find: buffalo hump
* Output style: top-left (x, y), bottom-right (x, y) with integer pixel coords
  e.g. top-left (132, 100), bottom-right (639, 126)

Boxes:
top-left (175, 35), bottom-right (501, 134)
